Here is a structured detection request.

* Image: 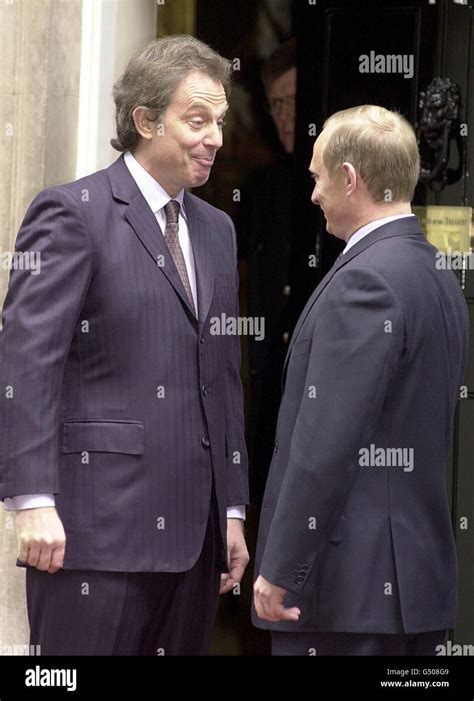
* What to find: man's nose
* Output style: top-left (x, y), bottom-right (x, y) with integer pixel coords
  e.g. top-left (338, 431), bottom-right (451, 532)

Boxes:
top-left (203, 122), bottom-right (223, 149)
top-left (278, 111), bottom-right (295, 129)
top-left (311, 186), bottom-right (319, 205)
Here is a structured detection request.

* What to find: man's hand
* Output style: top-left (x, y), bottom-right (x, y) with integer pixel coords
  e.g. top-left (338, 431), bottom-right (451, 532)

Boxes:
top-left (220, 518), bottom-right (249, 594)
top-left (253, 574), bottom-right (301, 621)
top-left (14, 506), bottom-right (66, 574)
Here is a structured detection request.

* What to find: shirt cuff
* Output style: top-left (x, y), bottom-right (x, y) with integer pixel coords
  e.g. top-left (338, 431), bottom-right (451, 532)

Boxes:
top-left (226, 505), bottom-right (246, 520)
top-left (2, 494), bottom-right (56, 511)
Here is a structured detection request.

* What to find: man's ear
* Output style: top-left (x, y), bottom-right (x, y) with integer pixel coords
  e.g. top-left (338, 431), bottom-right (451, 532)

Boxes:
top-left (132, 106), bottom-right (157, 141)
top-left (341, 162), bottom-right (357, 195)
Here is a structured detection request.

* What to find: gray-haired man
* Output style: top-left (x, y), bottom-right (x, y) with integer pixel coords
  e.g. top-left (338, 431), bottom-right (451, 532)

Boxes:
top-left (0, 35), bottom-right (249, 655)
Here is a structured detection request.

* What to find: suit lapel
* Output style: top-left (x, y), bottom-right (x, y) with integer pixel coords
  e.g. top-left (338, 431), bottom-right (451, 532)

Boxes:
top-left (282, 260), bottom-right (341, 381)
top-left (108, 155), bottom-right (198, 320)
top-left (125, 194), bottom-right (199, 318)
top-left (184, 192), bottom-right (214, 329)
top-left (282, 216), bottom-right (424, 381)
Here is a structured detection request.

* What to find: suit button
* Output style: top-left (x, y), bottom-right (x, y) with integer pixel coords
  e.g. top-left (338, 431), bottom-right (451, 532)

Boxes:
top-left (200, 336), bottom-right (205, 344)
top-left (202, 437), bottom-right (211, 448)
top-left (202, 385), bottom-right (208, 396)
top-left (273, 441), bottom-right (278, 453)
top-left (295, 576), bottom-right (305, 585)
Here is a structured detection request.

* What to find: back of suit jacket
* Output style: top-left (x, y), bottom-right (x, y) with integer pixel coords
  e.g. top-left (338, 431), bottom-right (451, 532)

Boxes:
top-left (253, 217), bottom-right (468, 634)
top-left (0, 155), bottom-right (249, 572)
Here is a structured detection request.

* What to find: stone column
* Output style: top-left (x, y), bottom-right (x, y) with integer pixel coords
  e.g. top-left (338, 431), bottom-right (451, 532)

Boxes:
top-left (0, 0), bottom-right (83, 654)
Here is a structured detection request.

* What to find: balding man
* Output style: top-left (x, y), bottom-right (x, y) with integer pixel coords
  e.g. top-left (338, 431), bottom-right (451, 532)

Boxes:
top-left (253, 105), bottom-right (468, 656)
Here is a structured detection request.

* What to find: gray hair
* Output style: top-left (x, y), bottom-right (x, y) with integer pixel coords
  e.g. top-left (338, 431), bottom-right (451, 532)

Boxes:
top-left (111, 35), bottom-right (232, 152)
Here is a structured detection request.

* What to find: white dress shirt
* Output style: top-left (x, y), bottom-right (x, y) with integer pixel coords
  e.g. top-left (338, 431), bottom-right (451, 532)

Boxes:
top-left (124, 152), bottom-right (199, 311)
top-left (342, 213), bottom-right (415, 254)
top-left (4, 151), bottom-right (245, 520)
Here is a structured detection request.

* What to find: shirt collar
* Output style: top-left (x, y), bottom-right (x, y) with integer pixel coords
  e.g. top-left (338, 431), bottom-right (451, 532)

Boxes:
top-left (343, 213), bottom-right (415, 254)
top-left (124, 151), bottom-right (186, 216)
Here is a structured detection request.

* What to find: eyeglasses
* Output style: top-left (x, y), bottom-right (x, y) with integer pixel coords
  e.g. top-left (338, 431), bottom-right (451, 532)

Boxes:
top-left (267, 94), bottom-right (296, 117)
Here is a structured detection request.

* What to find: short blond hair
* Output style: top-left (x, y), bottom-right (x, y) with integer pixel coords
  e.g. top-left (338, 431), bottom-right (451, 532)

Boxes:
top-left (320, 105), bottom-right (420, 202)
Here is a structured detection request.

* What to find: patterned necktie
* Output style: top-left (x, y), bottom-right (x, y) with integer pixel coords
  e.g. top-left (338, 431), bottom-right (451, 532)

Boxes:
top-left (163, 200), bottom-right (196, 315)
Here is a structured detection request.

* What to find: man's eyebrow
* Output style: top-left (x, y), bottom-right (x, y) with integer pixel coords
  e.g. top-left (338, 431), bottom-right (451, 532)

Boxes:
top-left (183, 101), bottom-right (211, 113)
top-left (184, 101), bottom-right (229, 115)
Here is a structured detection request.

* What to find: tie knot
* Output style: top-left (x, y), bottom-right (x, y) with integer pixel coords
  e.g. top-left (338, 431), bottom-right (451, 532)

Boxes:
top-left (164, 200), bottom-right (180, 226)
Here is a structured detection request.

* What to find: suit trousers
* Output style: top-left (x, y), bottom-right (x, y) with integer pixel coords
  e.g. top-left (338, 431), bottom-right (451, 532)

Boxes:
top-left (271, 630), bottom-right (447, 656)
top-left (26, 499), bottom-right (222, 656)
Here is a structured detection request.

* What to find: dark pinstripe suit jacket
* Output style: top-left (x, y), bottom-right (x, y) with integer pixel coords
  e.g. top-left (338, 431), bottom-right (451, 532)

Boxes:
top-left (0, 154), bottom-right (249, 572)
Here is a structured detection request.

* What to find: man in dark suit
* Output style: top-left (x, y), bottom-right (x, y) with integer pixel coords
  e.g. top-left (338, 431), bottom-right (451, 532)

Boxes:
top-left (253, 105), bottom-right (469, 655)
top-left (0, 35), bottom-right (249, 655)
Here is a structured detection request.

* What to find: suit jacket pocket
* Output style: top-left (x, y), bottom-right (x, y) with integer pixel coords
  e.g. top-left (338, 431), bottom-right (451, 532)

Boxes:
top-left (61, 420), bottom-right (145, 455)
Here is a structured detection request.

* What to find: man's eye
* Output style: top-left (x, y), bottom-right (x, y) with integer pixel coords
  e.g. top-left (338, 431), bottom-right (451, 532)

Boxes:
top-left (218, 121), bottom-right (227, 129)
top-left (190, 120), bottom-right (204, 128)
